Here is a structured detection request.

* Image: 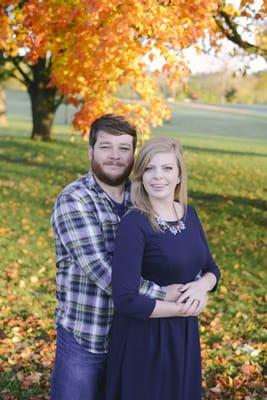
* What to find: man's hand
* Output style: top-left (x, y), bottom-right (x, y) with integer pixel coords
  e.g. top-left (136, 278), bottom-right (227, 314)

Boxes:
top-left (164, 284), bottom-right (184, 302)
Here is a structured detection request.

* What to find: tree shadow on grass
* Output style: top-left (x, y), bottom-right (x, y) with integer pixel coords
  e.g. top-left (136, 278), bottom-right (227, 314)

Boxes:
top-left (0, 137), bottom-right (87, 175)
top-left (0, 153), bottom-right (85, 175)
top-left (0, 136), bottom-right (86, 161)
top-left (189, 190), bottom-right (267, 230)
top-left (190, 191), bottom-right (267, 212)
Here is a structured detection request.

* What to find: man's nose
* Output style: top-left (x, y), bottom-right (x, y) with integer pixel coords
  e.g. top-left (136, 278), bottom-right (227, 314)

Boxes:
top-left (110, 148), bottom-right (120, 159)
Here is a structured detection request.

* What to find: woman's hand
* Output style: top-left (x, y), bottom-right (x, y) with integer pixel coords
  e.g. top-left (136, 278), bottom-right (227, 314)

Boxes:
top-left (150, 292), bottom-right (208, 319)
top-left (175, 293), bottom-right (208, 316)
top-left (175, 277), bottom-right (211, 308)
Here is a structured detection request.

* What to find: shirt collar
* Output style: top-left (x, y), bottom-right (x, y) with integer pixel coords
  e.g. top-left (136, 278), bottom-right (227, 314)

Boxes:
top-left (85, 171), bottom-right (131, 205)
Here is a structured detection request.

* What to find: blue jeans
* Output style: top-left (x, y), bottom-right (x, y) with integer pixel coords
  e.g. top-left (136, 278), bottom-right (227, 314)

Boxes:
top-left (51, 324), bottom-right (107, 400)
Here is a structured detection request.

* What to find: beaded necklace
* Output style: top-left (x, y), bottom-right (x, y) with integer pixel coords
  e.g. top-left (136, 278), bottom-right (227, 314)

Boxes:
top-left (155, 203), bottom-right (186, 235)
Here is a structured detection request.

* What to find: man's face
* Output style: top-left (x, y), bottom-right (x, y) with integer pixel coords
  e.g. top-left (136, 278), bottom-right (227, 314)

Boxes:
top-left (89, 130), bottom-right (134, 186)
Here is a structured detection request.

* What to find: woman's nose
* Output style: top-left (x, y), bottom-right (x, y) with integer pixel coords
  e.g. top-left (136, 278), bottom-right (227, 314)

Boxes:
top-left (153, 169), bottom-right (163, 179)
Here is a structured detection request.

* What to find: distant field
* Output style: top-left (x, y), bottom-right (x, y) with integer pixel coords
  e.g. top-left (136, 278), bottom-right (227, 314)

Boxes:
top-left (0, 90), bottom-right (266, 399)
top-left (5, 89), bottom-right (267, 141)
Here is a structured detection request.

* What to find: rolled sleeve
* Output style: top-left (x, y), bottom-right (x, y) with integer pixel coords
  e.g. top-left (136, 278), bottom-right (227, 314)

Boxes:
top-left (139, 278), bottom-right (166, 300)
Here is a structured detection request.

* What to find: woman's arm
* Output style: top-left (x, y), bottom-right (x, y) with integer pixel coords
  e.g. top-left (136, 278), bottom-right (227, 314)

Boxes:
top-left (150, 295), bottom-right (208, 318)
top-left (195, 209), bottom-right (221, 290)
top-left (176, 208), bottom-right (221, 306)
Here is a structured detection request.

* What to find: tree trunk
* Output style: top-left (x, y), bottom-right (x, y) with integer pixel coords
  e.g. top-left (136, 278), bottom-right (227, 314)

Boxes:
top-left (28, 85), bottom-right (57, 140)
top-left (27, 59), bottom-right (61, 141)
top-left (0, 84), bottom-right (8, 127)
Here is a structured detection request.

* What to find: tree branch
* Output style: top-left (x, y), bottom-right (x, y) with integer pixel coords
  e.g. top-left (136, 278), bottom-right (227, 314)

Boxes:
top-left (10, 57), bottom-right (33, 87)
top-left (214, 10), bottom-right (267, 59)
top-left (54, 94), bottom-right (64, 109)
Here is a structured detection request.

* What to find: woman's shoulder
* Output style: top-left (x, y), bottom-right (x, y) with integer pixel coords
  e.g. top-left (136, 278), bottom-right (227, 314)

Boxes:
top-left (182, 204), bottom-right (198, 222)
top-left (120, 207), bottom-right (150, 228)
top-left (184, 204), bottom-right (203, 226)
top-left (186, 204), bottom-right (195, 214)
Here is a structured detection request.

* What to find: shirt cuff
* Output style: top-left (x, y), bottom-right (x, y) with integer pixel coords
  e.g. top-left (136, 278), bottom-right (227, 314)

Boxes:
top-left (155, 286), bottom-right (166, 300)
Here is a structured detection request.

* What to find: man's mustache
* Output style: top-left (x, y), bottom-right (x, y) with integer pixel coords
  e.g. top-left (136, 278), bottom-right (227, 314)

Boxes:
top-left (104, 162), bottom-right (125, 167)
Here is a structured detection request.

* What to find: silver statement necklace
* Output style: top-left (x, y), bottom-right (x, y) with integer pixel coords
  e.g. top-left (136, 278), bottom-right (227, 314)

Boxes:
top-left (155, 203), bottom-right (186, 235)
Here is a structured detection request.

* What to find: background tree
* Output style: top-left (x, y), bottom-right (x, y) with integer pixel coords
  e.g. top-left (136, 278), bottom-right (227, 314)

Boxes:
top-left (0, 0), bottom-right (220, 141)
top-left (0, 83), bottom-right (7, 127)
top-left (3, 1), bottom-right (265, 142)
top-left (214, 0), bottom-right (267, 60)
top-left (0, 5), bottom-right (64, 140)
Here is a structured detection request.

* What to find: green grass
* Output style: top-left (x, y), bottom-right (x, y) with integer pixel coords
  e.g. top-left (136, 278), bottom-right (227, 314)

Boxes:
top-left (0, 102), bottom-right (267, 399)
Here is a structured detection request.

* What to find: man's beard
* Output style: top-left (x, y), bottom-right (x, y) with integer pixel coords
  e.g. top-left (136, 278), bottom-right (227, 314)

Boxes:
top-left (91, 157), bottom-right (134, 187)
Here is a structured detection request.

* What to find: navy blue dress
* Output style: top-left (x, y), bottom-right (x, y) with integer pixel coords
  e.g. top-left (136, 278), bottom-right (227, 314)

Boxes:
top-left (106, 206), bottom-right (220, 400)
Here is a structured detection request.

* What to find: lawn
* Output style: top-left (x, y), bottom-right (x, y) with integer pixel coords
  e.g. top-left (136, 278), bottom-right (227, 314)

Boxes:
top-left (0, 94), bottom-right (266, 399)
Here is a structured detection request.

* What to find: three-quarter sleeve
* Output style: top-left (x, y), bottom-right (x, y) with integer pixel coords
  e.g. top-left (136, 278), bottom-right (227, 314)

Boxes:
top-left (193, 208), bottom-right (221, 291)
top-left (112, 211), bottom-right (156, 319)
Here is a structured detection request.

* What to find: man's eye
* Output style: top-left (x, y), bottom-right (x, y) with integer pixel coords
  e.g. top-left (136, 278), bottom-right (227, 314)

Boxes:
top-left (120, 148), bottom-right (130, 152)
top-left (100, 146), bottom-right (110, 149)
top-left (164, 167), bottom-right (173, 170)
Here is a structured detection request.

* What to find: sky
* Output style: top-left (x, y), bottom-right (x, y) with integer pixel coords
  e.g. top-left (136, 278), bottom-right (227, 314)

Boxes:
top-left (184, 45), bottom-right (267, 76)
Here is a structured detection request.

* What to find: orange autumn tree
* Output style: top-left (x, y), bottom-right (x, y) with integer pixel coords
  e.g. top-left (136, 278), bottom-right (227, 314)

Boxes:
top-left (0, 0), bottom-right (220, 141)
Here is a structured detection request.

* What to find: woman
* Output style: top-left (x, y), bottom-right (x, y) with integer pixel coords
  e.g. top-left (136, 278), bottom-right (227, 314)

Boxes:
top-left (106, 137), bottom-right (221, 400)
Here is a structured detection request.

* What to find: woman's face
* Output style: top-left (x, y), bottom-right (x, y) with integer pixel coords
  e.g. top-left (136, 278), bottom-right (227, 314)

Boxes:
top-left (142, 151), bottom-right (180, 203)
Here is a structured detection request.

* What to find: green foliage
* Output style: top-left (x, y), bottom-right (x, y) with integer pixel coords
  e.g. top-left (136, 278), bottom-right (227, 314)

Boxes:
top-left (0, 111), bottom-right (266, 398)
top-left (224, 87), bottom-right (237, 103)
top-left (0, 52), bottom-right (13, 82)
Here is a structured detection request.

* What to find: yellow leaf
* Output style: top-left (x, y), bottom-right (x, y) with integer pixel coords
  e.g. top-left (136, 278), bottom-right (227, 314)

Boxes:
top-left (30, 276), bottom-right (39, 284)
top-left (19, 280), bottom-right (26, 288)
top-left (220, 285), bottom-right (228, 294)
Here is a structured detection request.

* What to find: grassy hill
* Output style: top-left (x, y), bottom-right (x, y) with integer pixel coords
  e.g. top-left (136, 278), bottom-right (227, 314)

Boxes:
top-left (0, 93), bottom-right (266, 399)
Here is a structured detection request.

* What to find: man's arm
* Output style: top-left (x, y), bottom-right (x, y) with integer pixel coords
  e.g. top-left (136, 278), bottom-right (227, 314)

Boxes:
top-left (139, 279), bottom-right (184, 302)
top-left (139, 278), bottom-right (166, 300)
top-left (51, 193), bottom-right (113, 295)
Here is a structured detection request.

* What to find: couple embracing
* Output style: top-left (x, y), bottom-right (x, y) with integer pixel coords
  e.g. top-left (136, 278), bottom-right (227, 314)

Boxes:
top-left (50, 114), bottom-right (220, 400)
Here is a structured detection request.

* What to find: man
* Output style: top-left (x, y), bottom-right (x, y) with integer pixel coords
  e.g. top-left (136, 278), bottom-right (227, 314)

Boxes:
top-left (50, 114), bottom-right (205, 400)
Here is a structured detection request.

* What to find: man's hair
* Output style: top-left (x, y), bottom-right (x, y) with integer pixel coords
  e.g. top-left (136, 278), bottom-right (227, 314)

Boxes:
top-left (89, 114), bottom-right (137, 150)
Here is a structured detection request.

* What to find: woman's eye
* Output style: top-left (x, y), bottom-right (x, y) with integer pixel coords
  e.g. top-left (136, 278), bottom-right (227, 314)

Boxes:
top-left (164, 167), bottom-right (173, 170)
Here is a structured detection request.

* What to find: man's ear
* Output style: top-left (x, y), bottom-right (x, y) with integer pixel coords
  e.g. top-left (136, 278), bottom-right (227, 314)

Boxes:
top-left (89, 146), bottom-right (93, 161)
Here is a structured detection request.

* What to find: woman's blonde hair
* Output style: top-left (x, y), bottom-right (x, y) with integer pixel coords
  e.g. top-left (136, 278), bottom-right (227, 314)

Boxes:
top-left (131, 137), bottom-right (188, 231)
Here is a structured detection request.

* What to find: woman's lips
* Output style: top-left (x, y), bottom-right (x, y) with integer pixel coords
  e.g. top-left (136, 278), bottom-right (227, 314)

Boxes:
top-left (151, 184), bottom-right (167, 189)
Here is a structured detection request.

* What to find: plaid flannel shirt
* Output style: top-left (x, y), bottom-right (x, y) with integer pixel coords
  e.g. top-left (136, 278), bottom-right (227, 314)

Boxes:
top-left (51, 172), bottom-right (165, 354)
